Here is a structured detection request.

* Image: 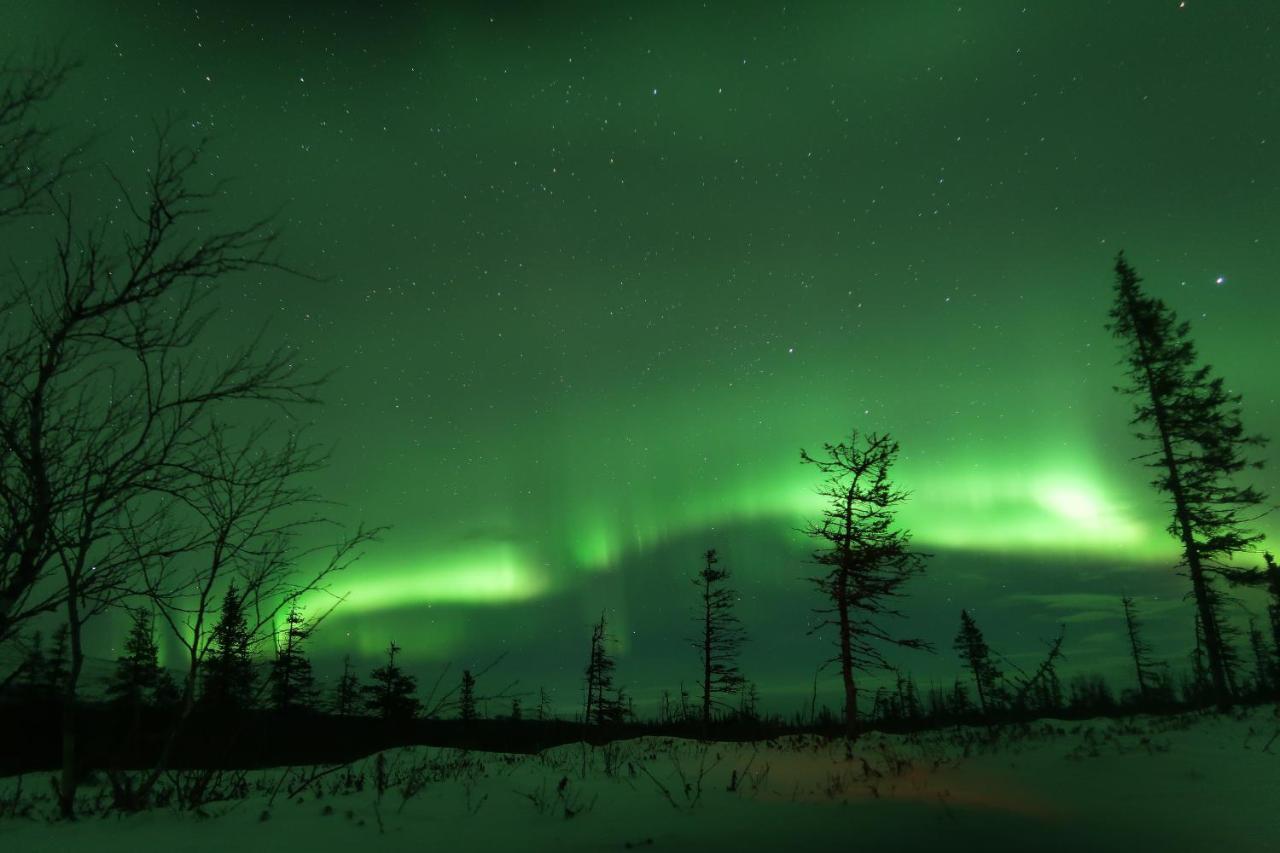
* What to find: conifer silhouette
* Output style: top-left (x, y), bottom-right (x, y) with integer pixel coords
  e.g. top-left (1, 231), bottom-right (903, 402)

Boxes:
top-left (953, 610), bottom-right (1002, 717)
top-left (691, 548), bottom-right (746, 728)
top-left (583, 613), bottom-right (619, 726)
top-left (1108, 254), bottom-right (1267, 709)
top-left (106, 609), bottom-right (177, 709)
top-left (459, 669), bottom-right (478, 722)
top-left (332, 655), bottom-right (361, 716)
top-left (800, 431), bottom-right (930, 737)
top-left (268, 606), bottom-right (318, 714)
top-left (362, 641), bottom-right (420, 720)
top-left (201, 586), bottom-right (255, 711)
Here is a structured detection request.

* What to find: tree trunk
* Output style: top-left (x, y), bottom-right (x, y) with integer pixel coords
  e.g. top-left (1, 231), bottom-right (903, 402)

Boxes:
top-left (58, 597), bottom-right (84, 820)
top-left (837, 570), bottom-right (857, 738)
top-left (972, 659), bottom-right (988, 717)
top-left (702, 578), bottom-right (713, 729)
top-left (1122, 598), bottom-right (1149, 703)
top-left (1123, 284), bottom-right (1233, 710)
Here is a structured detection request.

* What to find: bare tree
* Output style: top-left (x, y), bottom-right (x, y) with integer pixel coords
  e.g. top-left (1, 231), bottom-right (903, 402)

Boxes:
top-left (1267, 553), bottom-right (1280, 674)
top-left (690, 548), bottom-right (746, 728)
top-left (0, 113), bottom-right (365, 816)
top-left (0, 49), bottom-right (78, 223)
top-left (118, 420), bottom-right (376, 809)
top-left (800, 431), bottom-right (930, 738)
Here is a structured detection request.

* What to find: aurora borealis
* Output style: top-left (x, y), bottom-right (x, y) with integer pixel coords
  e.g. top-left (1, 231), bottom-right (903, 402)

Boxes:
top-left (7, 0), bottom-right (1278, 710)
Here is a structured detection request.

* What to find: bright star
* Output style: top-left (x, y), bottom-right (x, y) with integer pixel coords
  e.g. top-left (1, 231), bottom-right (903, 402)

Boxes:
top-left (1215, 276), bottom-right (1226, 285)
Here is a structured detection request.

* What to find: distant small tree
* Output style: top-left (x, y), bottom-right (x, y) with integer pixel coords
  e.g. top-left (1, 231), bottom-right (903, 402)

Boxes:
top-left (9, 629), bottom-right (66, 702)
top-left (800, 432), bottom-right (930, 738)
top-left (1108, 254), bottom-right (1268, 711)
top-left (1265, 553), bottom-right (1280, 675)
top-left (1006, 630), bottom-right (1066, 715)
top-left (738, 681), bottom-right (761, 722)
top-left (363, 642), bottom-right (419, 721)
top-left (535, 687), bottom-right (550, 721)
top-left (509, 697), bottom-right (522, 721)
top-left (583, 613), bottom-right (618, 726)
top-left (332, 655), bottom-right (360, 716)
top-left (268, 606), bottom-right (317, 714)
top-left (895, 673), bottom-right (922, 721)
top-left (949, 678), bottom-right (973, 717)
top-left (106, 610), bottom-right (176, 709)
top-left (690, 548), bottom-right (746, 728)
top-left (1247, 619), bottom-right (1273, 696)
top-left (1067, 673), bottom-right (1115, 713)
top-left (953, 610), bottom-right (1002, 717)
top-left (1121, 595), bottom-right (1164, 705)
top-left (200, 586), bottom-right (255, 711)
top-left (458, 669), bottom-right (478, 722)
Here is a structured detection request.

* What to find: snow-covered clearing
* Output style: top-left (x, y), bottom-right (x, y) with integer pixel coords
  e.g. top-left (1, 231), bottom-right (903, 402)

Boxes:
top-left (3, 708), bottom-right (1277, 852)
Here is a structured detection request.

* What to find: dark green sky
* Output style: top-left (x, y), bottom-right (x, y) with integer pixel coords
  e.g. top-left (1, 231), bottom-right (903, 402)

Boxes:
top-left (7, 0), bottom-right (1278, 711)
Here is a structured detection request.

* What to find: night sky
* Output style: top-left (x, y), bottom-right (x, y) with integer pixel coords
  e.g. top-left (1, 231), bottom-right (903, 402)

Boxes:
top-left (9, 1), bottom-right (1278, 712)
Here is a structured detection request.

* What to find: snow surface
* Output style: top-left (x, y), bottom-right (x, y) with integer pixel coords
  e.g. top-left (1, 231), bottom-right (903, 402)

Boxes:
top-left (2, 708), bottom-right (1277, 852)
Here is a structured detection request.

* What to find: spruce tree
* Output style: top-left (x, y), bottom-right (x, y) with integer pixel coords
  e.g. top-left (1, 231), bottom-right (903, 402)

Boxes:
top-left (800, 431), bottom-right (930, 738)
top-left (362, 641), bottom-right (420, 720)
top-left (268, 606), bottom-right (317, 714)
top-left (1121, 595), bottom-right (1163, 706)
top-left (691, 548), bottom-right (746, 728)
top-left (15, 632), bottom-right (46, 700)
top-left (1265, 553), bottom-right (1280, 675)
top-left (953, 609), bottom-right (1002, 717)
top-left (458, 669), bottom-right (478, 722)
top-left (201, 586), bottom-right (255, 711)
top-left (1247, 619), bottom-right (1273, 696)
top-left (107, 609), bottom-right (176, 709)
top-left (1108, 254), bottom-right (1268, 710)
top-left (583, 613), bottom-right (618, 726)
top-left (949, 678), bottom-right (973, 717)
top-left (333, 655), bottom-right (361, 716)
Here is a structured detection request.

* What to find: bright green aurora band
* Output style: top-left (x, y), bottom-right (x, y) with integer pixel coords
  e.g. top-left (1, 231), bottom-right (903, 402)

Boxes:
top-left (10, 1), bottom-right (1278, 708)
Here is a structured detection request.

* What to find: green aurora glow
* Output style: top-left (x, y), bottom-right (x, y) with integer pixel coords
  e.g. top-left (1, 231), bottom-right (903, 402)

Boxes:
top-left (9, 0), bottom-right (1279, 704)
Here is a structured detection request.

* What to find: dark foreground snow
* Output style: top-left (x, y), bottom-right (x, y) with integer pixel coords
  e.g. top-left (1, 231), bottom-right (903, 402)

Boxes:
top-left (3, 707), bottom-right (1277, 852)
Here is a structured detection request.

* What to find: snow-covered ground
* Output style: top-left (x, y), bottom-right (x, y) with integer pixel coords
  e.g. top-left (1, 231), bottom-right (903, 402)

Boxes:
top-left (3, 707), bottom-right (1277, 852)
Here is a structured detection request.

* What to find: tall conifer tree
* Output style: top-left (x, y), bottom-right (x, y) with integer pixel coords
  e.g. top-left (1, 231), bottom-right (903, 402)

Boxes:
top-left (268, 606), bottom-right (317, 713)
top-left (201, 586), bottom-right (255, 711)
top-left (1108, 254), bottom-right (1267, 709)
top-left (691, 548), bottom-right (746, 727)
top-left (800, 431), bottom-right (930, 738)
top-left (953, 609), bottom-right (1002, 717)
